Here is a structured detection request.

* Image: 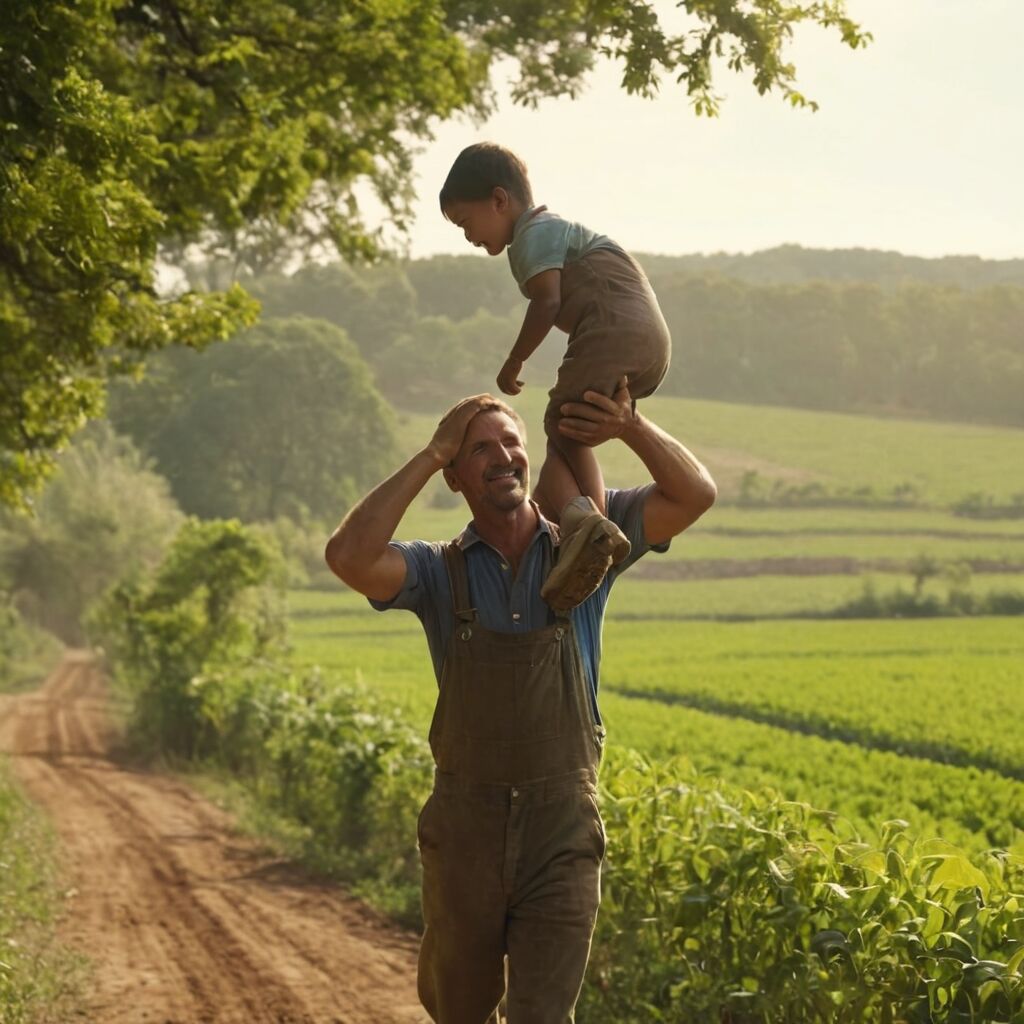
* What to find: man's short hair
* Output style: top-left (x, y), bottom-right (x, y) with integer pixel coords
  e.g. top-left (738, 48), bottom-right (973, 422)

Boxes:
top-left (440, 143), bottom-right (534, 210)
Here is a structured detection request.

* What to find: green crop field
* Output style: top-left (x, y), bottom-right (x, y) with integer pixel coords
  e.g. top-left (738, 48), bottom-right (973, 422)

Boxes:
top-left (599, 617), bottom-right (1024, 777)
top-left (600, 692), bottom-right (1024, 853)
top-left (289, 586), bottom-right (1024, 851)
top-left (295, 571), bottom-right (1019, 624)
top-left (386, 395), bottom-right (1024, 583)
top-left (297, 395), bottom-right (1024, 866)
top-left (379, 504), bottom-right (1024, 568)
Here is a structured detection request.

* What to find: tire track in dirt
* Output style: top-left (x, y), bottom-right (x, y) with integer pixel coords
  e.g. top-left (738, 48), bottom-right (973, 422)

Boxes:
top-left (0, 651), bottom-right (428, 1024)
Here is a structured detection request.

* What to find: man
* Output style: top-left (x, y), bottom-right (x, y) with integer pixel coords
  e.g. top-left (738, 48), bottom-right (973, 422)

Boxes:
top-left (325, 382), bottom-right (716, 1024)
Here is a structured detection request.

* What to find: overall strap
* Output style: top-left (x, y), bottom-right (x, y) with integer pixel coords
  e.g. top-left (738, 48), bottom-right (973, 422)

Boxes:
top-left (443, 542), bottom-right (477, 626)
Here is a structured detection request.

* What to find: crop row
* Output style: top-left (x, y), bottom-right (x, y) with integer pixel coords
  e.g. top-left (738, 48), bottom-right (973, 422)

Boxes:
top-left (290, 600), bottom-right (1024, 854)
top-left (296, 608), bottom-right (1024, 783)
top-left (600, 617), bottom-right (1024, 778)
top-left (603, 692), bottom-right (1024, 853)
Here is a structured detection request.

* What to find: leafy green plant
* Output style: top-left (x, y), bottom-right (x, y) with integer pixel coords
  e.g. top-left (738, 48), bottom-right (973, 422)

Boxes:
top-left (89, 518), bottom-right (282, 754)
top-left (583, 751), bottom-right (1024, 1023)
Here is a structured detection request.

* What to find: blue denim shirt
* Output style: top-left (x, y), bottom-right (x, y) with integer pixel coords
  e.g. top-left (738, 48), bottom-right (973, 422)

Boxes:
top-left (369, 485), bottom-right (669, 723)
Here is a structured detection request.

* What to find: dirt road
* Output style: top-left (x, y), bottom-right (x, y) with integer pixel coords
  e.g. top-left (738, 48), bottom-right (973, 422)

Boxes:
top-left (0, 651), bottom-right (429, 1024)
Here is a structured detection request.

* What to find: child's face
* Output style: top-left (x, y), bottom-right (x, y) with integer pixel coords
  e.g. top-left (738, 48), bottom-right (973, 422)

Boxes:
top-left (443, 189), bottom-right (517, 256)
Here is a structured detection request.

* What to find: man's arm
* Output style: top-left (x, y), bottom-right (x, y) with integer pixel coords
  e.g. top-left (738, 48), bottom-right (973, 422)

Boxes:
top-left (325, 394), bottom-right (494, 601)
top-left (557, 381), bottom-right (717, 544)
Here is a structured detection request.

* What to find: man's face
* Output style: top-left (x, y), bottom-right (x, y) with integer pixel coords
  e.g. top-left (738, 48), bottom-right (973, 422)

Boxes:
top-left (447, 410), bottom-right (529, 512)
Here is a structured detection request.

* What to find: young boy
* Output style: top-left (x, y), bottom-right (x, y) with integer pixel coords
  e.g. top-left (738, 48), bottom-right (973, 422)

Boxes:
top-left (440, 142), bottom-right (671, 610)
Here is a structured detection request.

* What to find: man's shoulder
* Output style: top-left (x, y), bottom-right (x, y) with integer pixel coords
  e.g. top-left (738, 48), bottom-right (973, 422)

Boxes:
top-left (606, 484), bottom-right (655, 523)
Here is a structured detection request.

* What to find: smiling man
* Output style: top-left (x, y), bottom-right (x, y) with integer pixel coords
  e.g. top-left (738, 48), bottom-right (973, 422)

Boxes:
top-left (325, 384), bottom-right (715, 1024)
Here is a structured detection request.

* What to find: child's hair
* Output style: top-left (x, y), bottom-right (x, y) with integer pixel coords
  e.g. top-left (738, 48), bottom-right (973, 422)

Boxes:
top-left (439, 143), bottom-right (533, 211)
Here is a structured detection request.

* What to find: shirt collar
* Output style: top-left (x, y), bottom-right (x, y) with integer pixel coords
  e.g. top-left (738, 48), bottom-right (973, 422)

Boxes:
top-left (455, 500), bottom-right (554, 551)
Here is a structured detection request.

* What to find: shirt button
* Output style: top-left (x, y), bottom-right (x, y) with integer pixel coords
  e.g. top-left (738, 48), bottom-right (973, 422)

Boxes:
top-left (511, 788), bottom-right (519, 799)
top-left (501, 563), bottom-right (509, 570)
top-left (512, 612), bottom-right (520, 621)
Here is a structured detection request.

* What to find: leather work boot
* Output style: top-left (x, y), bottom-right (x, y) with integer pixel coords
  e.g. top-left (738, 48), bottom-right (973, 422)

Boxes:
top-left (541, 497), bottom-right (631, 612)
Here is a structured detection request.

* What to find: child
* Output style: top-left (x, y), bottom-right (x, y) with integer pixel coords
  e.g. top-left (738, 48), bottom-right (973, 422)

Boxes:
top-left (440, 142), bottom-right (671, 610)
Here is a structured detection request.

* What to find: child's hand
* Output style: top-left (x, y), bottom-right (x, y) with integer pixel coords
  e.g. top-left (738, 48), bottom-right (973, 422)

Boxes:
top-left (497, 358), bottom-right (524, 396)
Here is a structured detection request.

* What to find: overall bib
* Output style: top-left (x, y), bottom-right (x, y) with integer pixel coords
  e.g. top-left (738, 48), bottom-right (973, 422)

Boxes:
top-left (417, 543), bottom-right (607, 1024)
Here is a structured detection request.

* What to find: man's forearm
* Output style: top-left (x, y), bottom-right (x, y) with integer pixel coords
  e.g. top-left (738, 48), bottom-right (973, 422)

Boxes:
top-left (326, 448), bottom-right (442, 574)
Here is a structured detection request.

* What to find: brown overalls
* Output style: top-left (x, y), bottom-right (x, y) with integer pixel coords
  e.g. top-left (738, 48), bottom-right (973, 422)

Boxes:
top-left (416, 543), bottom-right (607, 1024)
top-left (544, 246), bottom-right (672, 436)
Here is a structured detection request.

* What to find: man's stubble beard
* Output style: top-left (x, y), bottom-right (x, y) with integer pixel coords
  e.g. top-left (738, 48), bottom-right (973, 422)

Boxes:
top-left (485, 470), bottom-right (530, 513)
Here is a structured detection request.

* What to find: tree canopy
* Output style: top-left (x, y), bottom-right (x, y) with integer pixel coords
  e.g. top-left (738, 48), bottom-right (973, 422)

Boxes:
top-left (109, 316), bottom-right (398, 522)
top-left (1, 0), bottom-right (868, 506)
top-left (252, 250), bottom-right (1024, 429)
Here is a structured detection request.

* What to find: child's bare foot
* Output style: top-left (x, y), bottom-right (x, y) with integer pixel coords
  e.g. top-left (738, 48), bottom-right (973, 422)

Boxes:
top-left (541, 497), bottom-right (630, 612)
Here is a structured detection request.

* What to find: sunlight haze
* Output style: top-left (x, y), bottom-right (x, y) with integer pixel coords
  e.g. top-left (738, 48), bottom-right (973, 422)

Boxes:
top-left (407, 0), bottom-right (1022, 260)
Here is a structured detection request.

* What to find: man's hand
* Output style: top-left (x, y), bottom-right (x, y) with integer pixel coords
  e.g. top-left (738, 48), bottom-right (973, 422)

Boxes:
top-left (426, 393), bottom-right (496, 467)
top-left (497, 357), bottom-right (525, 396)
top-left (557, 377), bottom-right (635, 446)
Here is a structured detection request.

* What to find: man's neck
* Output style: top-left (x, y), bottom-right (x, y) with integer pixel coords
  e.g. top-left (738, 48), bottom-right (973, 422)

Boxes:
top-left (471, 500), bottom-right (540, 570)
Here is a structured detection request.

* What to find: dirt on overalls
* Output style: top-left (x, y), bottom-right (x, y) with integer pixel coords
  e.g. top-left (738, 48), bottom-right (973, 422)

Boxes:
top-left (0, 651), bottom-right (429, 1024)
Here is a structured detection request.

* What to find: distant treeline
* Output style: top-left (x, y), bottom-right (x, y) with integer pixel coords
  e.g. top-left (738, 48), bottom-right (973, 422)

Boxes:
top-left (250, 246), bottom-right (1024, 426)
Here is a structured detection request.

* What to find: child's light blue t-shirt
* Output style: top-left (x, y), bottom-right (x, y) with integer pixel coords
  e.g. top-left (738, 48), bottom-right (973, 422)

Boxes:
top-left (507, 207), bottom-right (622, 297)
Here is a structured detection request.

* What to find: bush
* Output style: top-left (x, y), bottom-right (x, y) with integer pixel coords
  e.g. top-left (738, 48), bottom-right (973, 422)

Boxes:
top-left (0, 595), bottom-right (62, 693)
top-left (0, 422), bottom-right (182, 643)
top-left (834, 574), bottom-right (1024, 620)
top-left (88, 518), bottom-right (283, 755)
top-left (736, 471), bottom-right (924, 510)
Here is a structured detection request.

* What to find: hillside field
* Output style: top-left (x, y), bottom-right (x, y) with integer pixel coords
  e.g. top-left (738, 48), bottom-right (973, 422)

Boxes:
top-left (396, 391), bottom-right (1024, 504)
top-left (295, 395), bottom-right (1024, 858)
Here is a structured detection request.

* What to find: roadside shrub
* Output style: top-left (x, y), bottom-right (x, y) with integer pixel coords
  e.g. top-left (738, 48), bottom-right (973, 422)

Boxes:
top-left (140, 658), bottom-right (431, 924)
top-left (252, 514), bottom-right (337, 589)
top-left (0, 595), bottom-right (62, 693)
top-left (88, 518), bottom-right (283, 755)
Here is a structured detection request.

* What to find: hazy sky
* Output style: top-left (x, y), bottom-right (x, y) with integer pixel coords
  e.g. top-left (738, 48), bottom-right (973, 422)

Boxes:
top-left (404, 0), bottom-right (1022, 261)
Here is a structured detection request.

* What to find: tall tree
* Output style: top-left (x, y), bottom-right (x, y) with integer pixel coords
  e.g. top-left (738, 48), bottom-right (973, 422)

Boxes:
top-left (110, 317), bottom-right (397, 522)
top-left (1, 0), bottom-right (869, 505)
top-left (0, 422), bottom-right (183, 642)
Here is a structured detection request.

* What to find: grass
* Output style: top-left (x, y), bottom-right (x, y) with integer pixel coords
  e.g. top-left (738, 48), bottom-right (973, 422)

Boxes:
top-left (0, 759), bottom-right (82, 1024)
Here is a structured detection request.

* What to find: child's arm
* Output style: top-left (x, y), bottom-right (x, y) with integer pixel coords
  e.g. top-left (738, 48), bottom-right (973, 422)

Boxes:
top-left (497, 269), bottom-right (562, 396)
